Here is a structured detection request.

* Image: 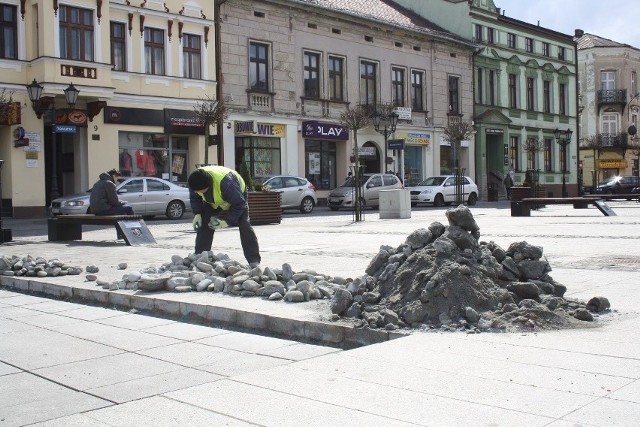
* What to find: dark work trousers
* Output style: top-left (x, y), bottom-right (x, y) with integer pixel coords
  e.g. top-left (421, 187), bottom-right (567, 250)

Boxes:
top-left (195, 203), bottom-right (261, 265)
top-left (97, 205), bottom-right (134, 215)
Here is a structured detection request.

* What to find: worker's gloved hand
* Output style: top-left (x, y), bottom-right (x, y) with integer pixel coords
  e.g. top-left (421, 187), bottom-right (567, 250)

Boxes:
top-left (208, 217), bottom-right (229, 230)
top-left (192, 213), bottom-right (202, 231)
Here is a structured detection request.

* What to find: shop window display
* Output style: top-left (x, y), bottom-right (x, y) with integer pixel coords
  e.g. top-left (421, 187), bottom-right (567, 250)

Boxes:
top-left (118, 132), bottom-right (188, 183)
top-left (235, 137), bottom-right (281, 177)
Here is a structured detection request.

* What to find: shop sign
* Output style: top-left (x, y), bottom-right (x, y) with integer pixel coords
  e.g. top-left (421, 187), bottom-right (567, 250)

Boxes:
top-left (394, 107), bottom-right (412, 120)
top-left (53, 124), bottom-right (77, 134)
top-left (358, 146), bottom-right (376, 157)
top-left (104, 107), bottom-right (164, 126)
top-left (486, 128), bottom-right (504, 134)
top-left (396, 132), bottom-right (430, 145)
top-left (257, 123), bottom-right (285, 137)
top-left (302, 121), bottom-right (349, 140)
top-left (597, 159), bottom-right (627, 168)
top-left (235, 120), bottom-right (257, 134)
top-left (164, 109), bottom-right (205, 135)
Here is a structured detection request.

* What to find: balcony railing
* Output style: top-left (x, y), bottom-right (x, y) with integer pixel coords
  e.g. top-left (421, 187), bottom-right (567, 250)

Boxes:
top-left (597, 89), bottom-right (627, 106)
top-left (598, 132), bottom-right (628, 148)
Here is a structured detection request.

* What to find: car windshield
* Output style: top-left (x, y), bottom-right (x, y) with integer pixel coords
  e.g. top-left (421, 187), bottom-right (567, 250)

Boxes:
top-left (417, 177), bottom-right (447, 186)
top-left (340, 175), bottom-right (374, 188)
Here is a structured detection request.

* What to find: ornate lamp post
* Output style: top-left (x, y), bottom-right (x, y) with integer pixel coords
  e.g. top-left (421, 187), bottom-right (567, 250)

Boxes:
top-left (372, 109), bottom-right (398, 172)
top-left (26, 79), bottom-right (80, 201)
top-left (554, 127), bottom-right (573, 198)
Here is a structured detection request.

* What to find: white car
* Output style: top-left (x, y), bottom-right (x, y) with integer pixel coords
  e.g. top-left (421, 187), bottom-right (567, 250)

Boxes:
top-left (408, 175), bottom-right (478, 207)
top-left (50, 177), bottom-right (191, 220)
top-left (254, 175), bottom-right (318, 213)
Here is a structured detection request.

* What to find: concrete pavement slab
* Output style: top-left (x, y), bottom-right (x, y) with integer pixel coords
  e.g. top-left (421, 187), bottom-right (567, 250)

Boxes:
top-left (28, 413), bottom-right (113, 427)
top-left (7, 311), bottom-right (86, 329)
top-left (0, 328), bottom-right (123, 370)
top-left (0, 361), bottom-right (20, 376)
top-left (0, 372), bottom-right (111, 426)
top-left (165, 379), bottom-right (423, 426)
top-left (86, 367), bottom-right (223, 404)
top-left (195, 330), bottom-right (310, 353)
top-left (95, 312), bottom-right (176, 330)
top-left (140, 319), bottom-right (230, 340)
top-left (0, 317), bottom-right (37, 334)
top-left (32, 352), bottom-right (186, 391)
top-left (138, 341), bottom-right (247, 368)
top-left (257, 341), bottom-right (341, 361)
top-left (196, 351), bottom-right (295, 377)
top-left (560, 396), bottom-right (640, 426)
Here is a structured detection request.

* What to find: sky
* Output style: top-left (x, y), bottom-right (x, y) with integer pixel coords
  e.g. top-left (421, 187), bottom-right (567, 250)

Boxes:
top-left (496, 0), bottom-right (640, 47)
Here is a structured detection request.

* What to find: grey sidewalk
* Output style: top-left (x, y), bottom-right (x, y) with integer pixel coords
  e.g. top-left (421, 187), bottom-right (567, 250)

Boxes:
top-left (2, 201), bottom-right (640, 425)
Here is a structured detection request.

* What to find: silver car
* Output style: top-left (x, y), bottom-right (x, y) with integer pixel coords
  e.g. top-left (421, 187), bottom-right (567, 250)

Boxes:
top-left (50, 177), bottom-right (191, 220)
top-left (328, 173), bottom-right (403, 210)
top-left (254, 175), bottom-right (318, 213)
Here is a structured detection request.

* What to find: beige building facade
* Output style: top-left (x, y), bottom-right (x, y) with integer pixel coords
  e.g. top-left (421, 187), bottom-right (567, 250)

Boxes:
top-left (576, 32), bottom-right (640, 191)
top-left (217, 0), bottom-right (476, 202)
top-left (1, 0), bottom-right (218, 218)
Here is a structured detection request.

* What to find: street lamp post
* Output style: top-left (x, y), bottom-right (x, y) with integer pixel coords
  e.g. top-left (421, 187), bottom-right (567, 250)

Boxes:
top-left (26, 79), bottom-right (80, 201)
top-left (372, 109), bottom-right (398, 173)
top-left (554, 127), bottom-right (573, 198)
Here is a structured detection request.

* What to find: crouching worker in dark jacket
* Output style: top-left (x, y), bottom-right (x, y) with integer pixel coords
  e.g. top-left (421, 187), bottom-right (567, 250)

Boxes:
top-left (187, 166), bottom-right (261, 268)
top-left (89, 169), bottom-right (134, 215)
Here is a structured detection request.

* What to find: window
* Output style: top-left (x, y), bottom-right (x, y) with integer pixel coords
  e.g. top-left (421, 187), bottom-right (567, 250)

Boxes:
top-left (144, 28), bottom-right (165, 75)
top-left (147, 179), bottom-right (170, 192)
top-left (249, 42), bottom-right (269, 91)
top-left (110, 22), bottom-right (126, 71)
top-left (448, 75), bottom-right (460, 114)
top-left (487, 27), bottom-right (495, 44)
top-left (525, 37), bottom-right (534, 53)
top-left (59, 5), bottom-right (94, 61)
top-left (236, 137), bottom-right (281, 176)
top-left (509, 136), bottom-right (519, 171)
top-left (558, 46), bottom-right (565, 60)
top-left (392, 67), bottom-right (405, 107)
top-left (542, 42), bottom-right (550, 57)
top-left (526, 77), bottom-right (535, 111)
top-left (508, 73), bottom-right (518, 109)
top-left (118, 133), bottom-right (189, 183)
top-left (489, 70), bottom-right (496, 106)
top-left (544, 138), bottom-right (553, 172)
top-left (559, 83), bottom-right (567, 116)
top-left (183, 34), bottom-right (201, 79)
top-left (474, 24), bottom-right (482, 42)
top-left (0, 4), bottom-right (17, 59)
top-left (477, 68), bottom-right (484, 104)
top-left (328, 56), bottom-right (344, 101)
top-left (360, 60), bottom-right (377, 107)
top-left (543, 80), bottom-right (551, 113)
top-left (411, 70), bottom-right (424, 111)
top-left (303, 51), bottom-right (320, 98)
top-left (600, 71), bottom-right (616, 90)
top-left (602, 113), bottom-right (619, 135)
top-left (507, 33), bottom-right (517, 49)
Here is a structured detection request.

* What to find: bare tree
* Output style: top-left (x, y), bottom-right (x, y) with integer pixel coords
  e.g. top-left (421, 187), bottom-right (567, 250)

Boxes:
top-left (581, 135), bottom-right (603, 190)
top-left (442, 120), bottom-right (474, 203)
top-left (523, 137), bottom-right (544, 171)
top-left (340, 105), bottom-right (371, 222)
top-left (193, 95), bottom-right (227, 166)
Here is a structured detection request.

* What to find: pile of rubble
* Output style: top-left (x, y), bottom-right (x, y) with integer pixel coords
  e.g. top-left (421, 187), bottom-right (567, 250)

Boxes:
top-left (0, 205), bottom-right (611, 333)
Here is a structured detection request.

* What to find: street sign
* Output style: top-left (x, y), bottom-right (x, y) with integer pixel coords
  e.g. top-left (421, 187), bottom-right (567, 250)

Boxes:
top-left (53, 125), bottom-right (77, 134)
top-left (388, 139), bottom-right (405, 150)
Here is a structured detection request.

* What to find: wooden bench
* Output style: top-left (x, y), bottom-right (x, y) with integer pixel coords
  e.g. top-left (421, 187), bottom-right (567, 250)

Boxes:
top-left (511, 197), bottom-right (616, 217)
top-left (48, 214), bottom-right (156, 245)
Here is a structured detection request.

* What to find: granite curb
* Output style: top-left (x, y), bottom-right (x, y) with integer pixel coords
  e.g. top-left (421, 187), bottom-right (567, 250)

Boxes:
top-left (0, 275), bottom-right (401, 349)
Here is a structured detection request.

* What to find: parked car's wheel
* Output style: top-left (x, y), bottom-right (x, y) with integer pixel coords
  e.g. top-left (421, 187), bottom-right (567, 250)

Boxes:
top-left (433, 193), bottom-right (445, 207)
top-left (467, 192), bottom-right (478, 206)
top-left (166, 200), bottom-right (185, 220)
top-left (299, 196), bottom-right (315, 214)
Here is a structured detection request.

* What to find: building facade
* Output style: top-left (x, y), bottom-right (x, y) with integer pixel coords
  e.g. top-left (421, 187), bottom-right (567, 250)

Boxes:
top-left (0, 0), bottom-right (219, 218)
top-left (217, 0), bottom-right (476, 202)
top-left (575, 31), bottom-right (640, 191)
top-left (394, 0), bottom-right (579, 198)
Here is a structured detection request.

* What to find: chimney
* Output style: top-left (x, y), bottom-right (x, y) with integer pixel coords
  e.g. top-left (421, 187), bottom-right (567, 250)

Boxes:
top-left (496, 7), bottom-right (500, 16)
top-left (575, 29), bottom-right (584, 38)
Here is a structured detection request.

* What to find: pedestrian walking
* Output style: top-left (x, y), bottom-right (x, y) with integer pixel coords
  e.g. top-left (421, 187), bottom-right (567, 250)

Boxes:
top-left (503, 169), bottom-right (514, 200)
top-left (187, 166), bottom-right (261, 267)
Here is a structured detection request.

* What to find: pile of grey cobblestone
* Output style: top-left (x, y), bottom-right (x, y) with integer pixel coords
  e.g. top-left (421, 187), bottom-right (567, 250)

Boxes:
top-left (0, 205), bottom-right (611, 333)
